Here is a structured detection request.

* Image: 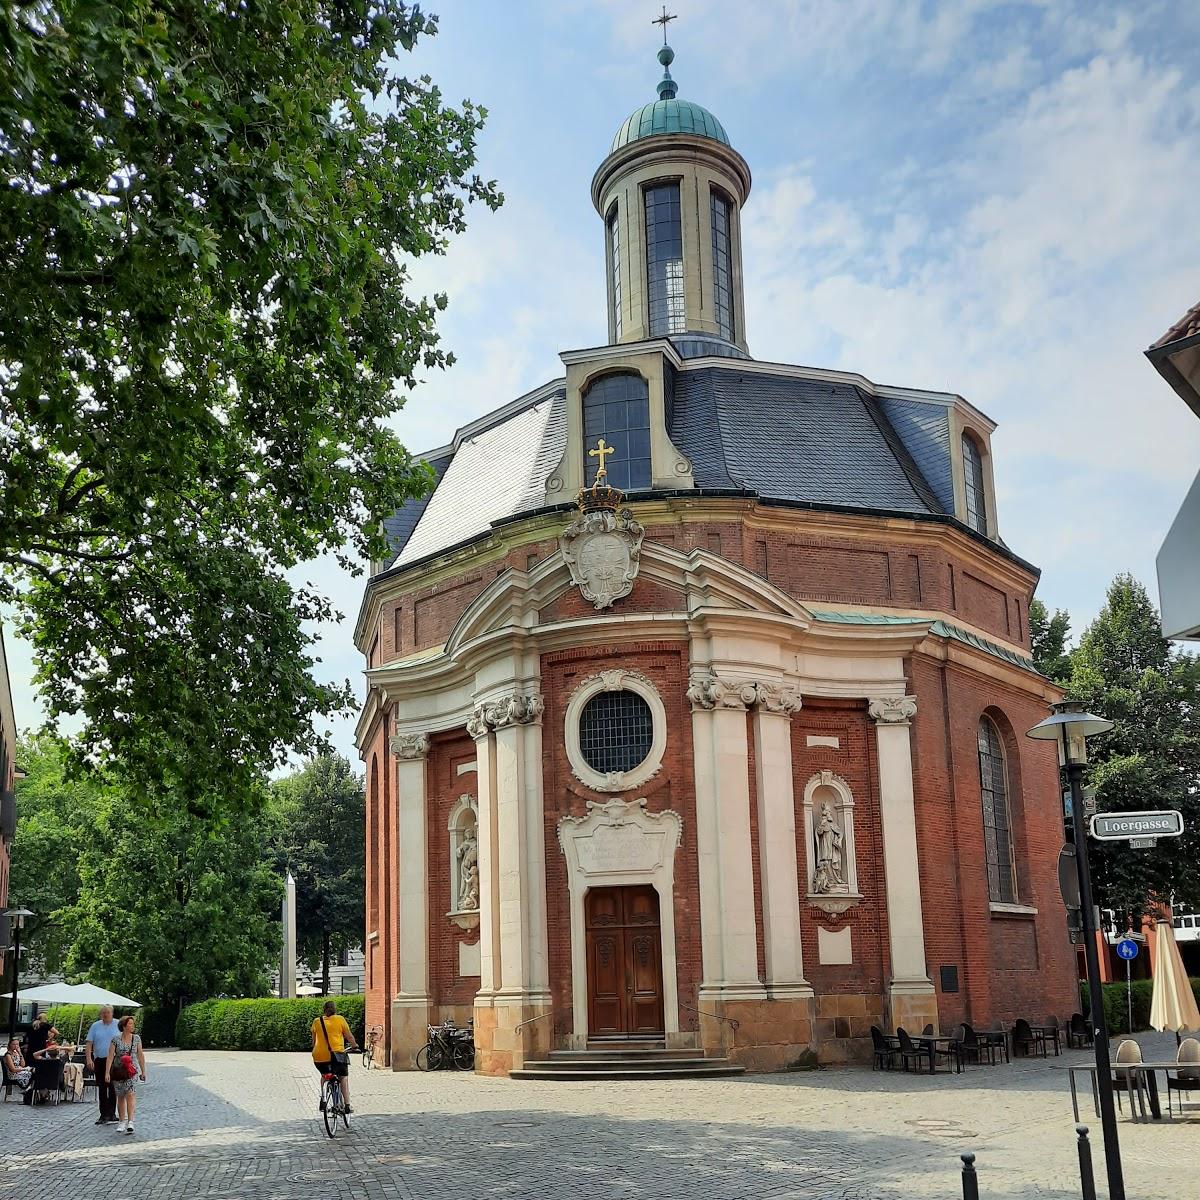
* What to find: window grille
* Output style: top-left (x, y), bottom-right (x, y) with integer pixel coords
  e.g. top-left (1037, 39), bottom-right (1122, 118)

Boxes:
top-left (578, 690), bottom-right (654, 774)
top-left (645, 182), bottom-right (685, 336)
top-left (963, 434), bottom-right (987, 534)
top-left (582, 372), bottom-right (651, 490)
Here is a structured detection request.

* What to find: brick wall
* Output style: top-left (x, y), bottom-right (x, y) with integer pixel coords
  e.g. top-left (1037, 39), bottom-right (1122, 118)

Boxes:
top-left (539, 642), bottom-right (703, 1041)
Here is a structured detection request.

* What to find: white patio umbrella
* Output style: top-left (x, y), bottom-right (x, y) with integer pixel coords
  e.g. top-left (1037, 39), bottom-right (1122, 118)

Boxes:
top-left (15, 981), bottom-right (141, 1044)
top-left (1150, 920), bottom-right (1200, 1033)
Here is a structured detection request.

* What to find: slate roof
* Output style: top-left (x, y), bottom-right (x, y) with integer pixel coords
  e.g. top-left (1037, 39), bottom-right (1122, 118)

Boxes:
top-left (382, 362), bottom-right (962, 571)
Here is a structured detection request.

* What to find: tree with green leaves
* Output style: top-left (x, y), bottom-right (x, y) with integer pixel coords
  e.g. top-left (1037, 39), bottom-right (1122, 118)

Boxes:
top-left (5, 733), bottom-right (88, 980)
top-left (1068, 574), bottom-right (1200, 922)
top-left (1029, 597), bottom-right (1073, 684)
top-left (0, 2), bottom-right (501, 817)
top-left (10, 735), bottom-right (281, 1008)
top-left (268, 753), bottom-right (364, 994)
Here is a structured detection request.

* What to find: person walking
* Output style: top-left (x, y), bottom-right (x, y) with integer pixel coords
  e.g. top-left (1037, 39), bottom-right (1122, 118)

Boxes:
top-left (85, 1005), bottom-right (120, 1125)
top-left (310, 1000), bottom-right (357, 1114)
top-left (105, 1016), bottom-right (145, 1135)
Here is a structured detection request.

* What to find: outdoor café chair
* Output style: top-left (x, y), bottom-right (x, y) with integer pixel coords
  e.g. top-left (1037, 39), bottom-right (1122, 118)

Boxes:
top-left (1, 1058), bottom-right (19, 1102)
top-left (29, 1058), bottom-right (65, 1107)
top-left (897, 1028), bottom-right (934, 1073)
top-left (956, 1023), bottom-right (995, 1066)
top-left (870, 1025), bottom-right (900, 1071)
top-left (1112, 1039), bottom-right (1148, 1117)
top-left (1012, 1018), bottom-right (1048, 1058)
top-left (1068, 1012), bottom-right (1092, 1049)
top-left (1167, 1037), bottom-right (1200, 1118)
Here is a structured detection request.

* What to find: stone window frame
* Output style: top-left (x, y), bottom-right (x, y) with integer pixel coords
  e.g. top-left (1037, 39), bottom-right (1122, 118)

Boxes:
top-left (961, 430), bottom-right (988, 535)
top-left (564, 669), bottom-right (667, 794)
top-left (978, 714), bottom-right (1019, 905)
top-left (606, 202), bottom-right (623, 342)
top-left (801, 770), bottom-right (863, 916)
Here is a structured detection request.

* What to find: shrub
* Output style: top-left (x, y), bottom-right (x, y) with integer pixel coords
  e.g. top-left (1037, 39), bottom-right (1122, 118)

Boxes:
top-left (174, 996), bottom-right (365, 1051)
top-left (28, 1004), bottom-right (143, 1045)
top-left (1079, 977), bottom-right (1200, 1035)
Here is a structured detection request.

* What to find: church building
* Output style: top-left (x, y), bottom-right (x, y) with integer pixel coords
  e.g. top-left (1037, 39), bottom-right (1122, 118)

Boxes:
top-left (355, 42), bottom-right (1078, 1074)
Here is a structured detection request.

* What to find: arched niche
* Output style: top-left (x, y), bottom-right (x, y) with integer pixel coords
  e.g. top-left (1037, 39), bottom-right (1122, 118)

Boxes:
top-left (802, 770), bottom-right (863, 917)
top-left (447, 794), bottom-right (479, 931)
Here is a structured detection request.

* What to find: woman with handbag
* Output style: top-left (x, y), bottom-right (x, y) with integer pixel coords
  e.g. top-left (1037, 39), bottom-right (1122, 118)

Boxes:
top-left (311, 1000), bottom-right (358, 1114)
top-left (105, 1016), bottom-right (146, 1134)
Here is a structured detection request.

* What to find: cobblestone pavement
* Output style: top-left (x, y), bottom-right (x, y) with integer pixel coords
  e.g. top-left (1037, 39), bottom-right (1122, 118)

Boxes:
top-left (2, 1035), bottom-right (1196, 1200)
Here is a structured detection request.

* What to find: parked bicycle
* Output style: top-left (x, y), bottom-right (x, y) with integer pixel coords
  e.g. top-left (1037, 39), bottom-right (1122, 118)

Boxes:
top-left (361, 1025), bottom-right (384, 1070)
top-left (318, 1070), bottom-right (348, 1138)
top-left (415, 1018), bottom-right (475, 1072)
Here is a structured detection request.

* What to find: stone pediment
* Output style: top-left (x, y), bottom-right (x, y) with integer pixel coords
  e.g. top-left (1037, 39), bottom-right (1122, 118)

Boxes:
top-left (443, 540), bottom-right (808, 654)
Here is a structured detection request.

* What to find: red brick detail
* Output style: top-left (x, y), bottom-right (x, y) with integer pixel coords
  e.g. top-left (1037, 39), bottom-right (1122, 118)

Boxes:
top-left (791, 700), bottom-right (890, 997)
top-left (539, 642), bottom-right (702, 1041)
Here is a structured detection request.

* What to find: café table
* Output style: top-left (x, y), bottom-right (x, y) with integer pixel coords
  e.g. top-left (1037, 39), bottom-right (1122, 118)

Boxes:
top-left (916, 1034), bottom-right (963, 1074)
top-left (1056, 1062), bottom-right (1178, 1123)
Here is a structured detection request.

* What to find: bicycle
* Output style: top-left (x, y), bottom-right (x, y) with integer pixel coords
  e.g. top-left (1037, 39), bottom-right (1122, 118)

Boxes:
top-left (362, 1025), bottom-right (383, 1070)
top-left (415, 1018), bottom-right (475, 1071)
top-left (319, 1071), bottom-right (349, 1138)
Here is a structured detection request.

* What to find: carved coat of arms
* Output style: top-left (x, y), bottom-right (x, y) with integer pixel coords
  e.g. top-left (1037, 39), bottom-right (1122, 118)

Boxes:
top-left (559, 507), bottom-right (645, 609)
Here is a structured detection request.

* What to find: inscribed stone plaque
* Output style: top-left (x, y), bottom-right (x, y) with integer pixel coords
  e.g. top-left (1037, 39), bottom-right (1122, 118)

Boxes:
top-left (577, 823), bottom-right (662, 874)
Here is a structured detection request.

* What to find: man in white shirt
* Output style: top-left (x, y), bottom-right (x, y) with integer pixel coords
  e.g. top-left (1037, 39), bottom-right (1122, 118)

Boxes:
top-left (85, 1006), bottom-right (119, 1124)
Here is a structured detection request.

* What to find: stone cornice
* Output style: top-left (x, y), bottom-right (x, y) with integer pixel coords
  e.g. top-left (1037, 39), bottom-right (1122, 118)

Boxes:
top-left (867, 696), bottom-right (918, 726)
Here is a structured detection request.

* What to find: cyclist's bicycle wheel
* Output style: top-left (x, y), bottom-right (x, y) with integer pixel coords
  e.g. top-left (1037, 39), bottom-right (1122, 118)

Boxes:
top-left (321, 1079), bottom-right (341, 1138)
top-left (452, 1041), bottom-right (475, 1071)
top-left (415, 1042), bottom-right (443, 1072)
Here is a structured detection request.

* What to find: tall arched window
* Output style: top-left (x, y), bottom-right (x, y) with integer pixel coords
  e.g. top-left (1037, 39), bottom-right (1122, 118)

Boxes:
top-left (710, 189), bottom-right (735, 342)
top-left (582, 372), bottom-right (651, 490)
top-left (606, 204), bottom-right (622, 341)
top-left (644, 182), bottom-right (685, 336)
top-left (978, 717), bottom-right (1017, 903)
top-left (962, 433), bottom-right (987, 534)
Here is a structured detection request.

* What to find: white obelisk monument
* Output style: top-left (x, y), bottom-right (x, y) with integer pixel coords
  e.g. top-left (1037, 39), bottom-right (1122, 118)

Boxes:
top-left (280, 871), bottom-right (297, 999)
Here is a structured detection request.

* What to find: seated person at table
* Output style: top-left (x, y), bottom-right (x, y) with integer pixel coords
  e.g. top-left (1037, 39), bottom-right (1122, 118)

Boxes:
top-left (4, 1038), bottom-right (34, 1092)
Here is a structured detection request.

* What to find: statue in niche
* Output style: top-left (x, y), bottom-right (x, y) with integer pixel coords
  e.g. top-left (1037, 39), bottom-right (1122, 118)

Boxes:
top-left (456, 824), bottom-right (479, 911)
top-left (813, 802), bottom-right (846, 894)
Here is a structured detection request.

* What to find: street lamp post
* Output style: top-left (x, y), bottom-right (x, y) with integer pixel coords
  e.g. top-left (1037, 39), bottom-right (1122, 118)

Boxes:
top-left (4, 906), bottom-right (33, 1042)
top-left (1028, 702), bottom-right (1122, 1200)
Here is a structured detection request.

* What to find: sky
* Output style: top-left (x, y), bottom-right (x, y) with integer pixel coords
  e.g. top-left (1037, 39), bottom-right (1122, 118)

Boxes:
top-left (6, 0), bottom-right (1200, 768)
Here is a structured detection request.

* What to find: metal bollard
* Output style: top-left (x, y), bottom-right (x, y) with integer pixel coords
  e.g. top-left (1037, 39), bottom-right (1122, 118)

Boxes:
top-left (1076, 1124), bottom-right (1097, 1200)
top-left (960, 1151), bottom-right (980, 1200)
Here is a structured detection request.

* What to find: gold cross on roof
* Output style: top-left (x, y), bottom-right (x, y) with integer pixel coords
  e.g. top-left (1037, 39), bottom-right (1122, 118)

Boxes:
top-left (588, 437), bottom-right (615, 484)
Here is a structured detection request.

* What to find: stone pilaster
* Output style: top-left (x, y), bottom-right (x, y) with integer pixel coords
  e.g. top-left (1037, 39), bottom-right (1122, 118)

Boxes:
top-left (468, 692), bottom-right (551, 1074)
top-left (867, 696), bottom-right (938, 1032)
top-left (387, 730), bottom-right (431, 1070)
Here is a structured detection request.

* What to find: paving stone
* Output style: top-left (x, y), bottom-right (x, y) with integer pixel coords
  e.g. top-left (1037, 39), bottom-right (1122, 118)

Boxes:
top-left (0, 1038), bottom-right (1194, 1199)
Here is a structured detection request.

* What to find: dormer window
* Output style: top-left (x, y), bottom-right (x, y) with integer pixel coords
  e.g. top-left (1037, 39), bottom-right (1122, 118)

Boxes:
top-left (962, 433), bottom-right (987, 534)
top-left (645, 183), bottom-right (685, 337)
top-left (582, 373), bottom-right (651, 490)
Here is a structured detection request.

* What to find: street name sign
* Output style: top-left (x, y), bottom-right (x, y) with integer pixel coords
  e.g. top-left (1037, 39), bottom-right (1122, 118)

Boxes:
top-left (1089, 810), bottom-right (1184, 841)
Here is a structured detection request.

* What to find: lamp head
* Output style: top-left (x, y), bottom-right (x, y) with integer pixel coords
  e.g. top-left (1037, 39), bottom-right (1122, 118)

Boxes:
top-left (1026, 701), bottom-right (1113, 765)
top-left (5, 906), bottom-right (33, 930)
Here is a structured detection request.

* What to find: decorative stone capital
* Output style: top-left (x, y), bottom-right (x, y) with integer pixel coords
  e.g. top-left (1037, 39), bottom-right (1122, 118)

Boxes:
top-left (687, 672), bottom-right (800, 715)
top-left (868, 696), bottom-right (918, 726)
top-left (390, 732), bottom-right (430, 760)
top-left (470, 692), bottom-right (545, 739)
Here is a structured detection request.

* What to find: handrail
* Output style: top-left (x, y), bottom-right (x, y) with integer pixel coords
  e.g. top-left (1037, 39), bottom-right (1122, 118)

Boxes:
top-left (679, 1000), bottom-right (740, 1031)
top-left (514, 1010), bottom-right (555, 1035)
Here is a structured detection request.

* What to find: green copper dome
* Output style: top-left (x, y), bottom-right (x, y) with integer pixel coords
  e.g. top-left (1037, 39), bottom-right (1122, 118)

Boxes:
top-left (611, 97), bottom-right (730, 152)
top-left (610, 43), bottom-right (730, 153)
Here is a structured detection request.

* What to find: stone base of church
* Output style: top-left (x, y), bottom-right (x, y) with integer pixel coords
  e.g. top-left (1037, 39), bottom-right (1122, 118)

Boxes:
top-left (813, 993), bottom-right (885, 1064)
top-left (390, 995), bottom-right (432, 1071)
top-left (695, 993), bottom-right (818, 1072)
top-left (472, 995), bottom-right (554, 1076)
top-left (885, 979), bottom-right (940, 1035)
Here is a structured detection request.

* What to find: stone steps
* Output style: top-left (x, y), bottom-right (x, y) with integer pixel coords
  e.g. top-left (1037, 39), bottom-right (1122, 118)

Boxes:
top-left (510, 1047), bottom-right (744, 1081)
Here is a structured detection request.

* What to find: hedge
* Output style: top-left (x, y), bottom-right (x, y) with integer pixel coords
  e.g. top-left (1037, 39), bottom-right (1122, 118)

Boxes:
top-left (175, 995), bottom-right (365, 1051)
top-left (23, 1003), bottom-right (178, 1047)
top-left (1080, 978), bottom-right (1200, 1036)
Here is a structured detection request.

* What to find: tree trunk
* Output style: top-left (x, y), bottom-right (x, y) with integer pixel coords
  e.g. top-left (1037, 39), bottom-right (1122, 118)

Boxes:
top-left (322, 928), bottom-right (331, 996)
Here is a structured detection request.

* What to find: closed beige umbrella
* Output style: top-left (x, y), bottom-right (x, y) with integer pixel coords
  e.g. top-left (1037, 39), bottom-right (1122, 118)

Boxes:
top-left (1150, 920), bottom-right (1200, 1033)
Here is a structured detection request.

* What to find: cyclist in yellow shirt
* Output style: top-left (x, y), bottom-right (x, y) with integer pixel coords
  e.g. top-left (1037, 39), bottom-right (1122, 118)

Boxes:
top-left (311, 1000), bottom-right (358, 1113)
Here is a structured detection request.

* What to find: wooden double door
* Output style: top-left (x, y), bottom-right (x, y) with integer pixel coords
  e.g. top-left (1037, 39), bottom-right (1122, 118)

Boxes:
top-left (585, 884), bottom-right (665, 1038)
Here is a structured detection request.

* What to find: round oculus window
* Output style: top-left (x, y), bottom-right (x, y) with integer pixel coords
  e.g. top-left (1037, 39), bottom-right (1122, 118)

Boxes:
top-left (577, 690), bottom-right (654, 775)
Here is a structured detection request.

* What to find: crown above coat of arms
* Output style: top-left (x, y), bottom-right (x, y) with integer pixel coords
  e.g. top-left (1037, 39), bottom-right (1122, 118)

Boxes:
top-left (560, 438), bottom-right (645, 609)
